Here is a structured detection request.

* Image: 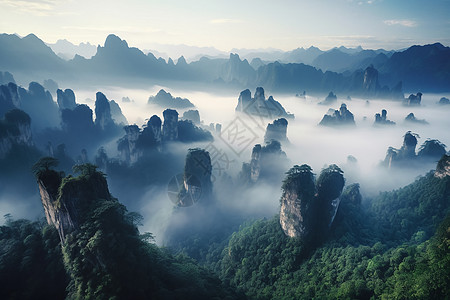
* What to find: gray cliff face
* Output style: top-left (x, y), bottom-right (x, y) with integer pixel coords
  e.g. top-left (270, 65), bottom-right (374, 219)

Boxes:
top-left (400, 131), bottom-right (418, 159)
top-left (109, 100), bottom-right (128, 125)
top-left (56, 88), bottom-right (77, 110)
top-left (162, 109), bottom-right (178, 141)
top-left (118, 125), bottom-right (141, 164)
top-left (384, 131), bottom-right (417, 167)
top-left (38, 168), bottom-right (112, 243)
top-left (236, 89), bottom-right (252, 112)
top-left (264, 118), bottom-right (288, 144)
top-left (319, 103), bottom-right (355, 126)
top-left (182, 109), bottom-right (200, 124)
top-left (280, 164), bottom-right (345, 240)
top-left (405, 92), bottom-right (422, 106)
top-left (363, 65), bottom-right (380, 93)
top-left (38, 177), bottom-right (75, 243)
top-left (435, 155), bottom-right (450, 179)
top-left (0, 82), bottom-right (21, 112)
top-left (220, 53), bottom-right (256, 86)
top-left (148, 115), bottom-right (162, 143)
top-left (177, 148), bottom-right (212, 206)
top-left (315, 165), bottom-right (346, 228)
top-left (95, 92), bottom-right (114, 130)
top-left (0, 109), bottom-right (33, 158)
top-left (319, 92), bottom-right (337, 105)
top-left (0, 71), bottom-right (15, 85)
top-left (250, 144), bottom-right (262, 183)
top-left (235, 87), bottom-right (294, 119)
top-left (280, 165), bottom-right (316, 238)
top-left (383, 132), bottom-right (446, 168)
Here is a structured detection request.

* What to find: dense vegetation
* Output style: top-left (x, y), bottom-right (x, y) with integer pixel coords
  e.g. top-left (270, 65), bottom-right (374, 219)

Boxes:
top-left (203, 172), bottom-right (450, 299)
top-left (1, 158), bottom-right (449, 299)
top-left (1, 163), bottom-right (242, 299)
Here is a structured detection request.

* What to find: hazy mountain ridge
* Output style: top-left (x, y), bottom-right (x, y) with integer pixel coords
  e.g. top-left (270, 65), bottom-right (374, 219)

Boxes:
top-left (0, 33), bottom-right (449, 93)
top-left (47, 39), bottom-right (97, 60)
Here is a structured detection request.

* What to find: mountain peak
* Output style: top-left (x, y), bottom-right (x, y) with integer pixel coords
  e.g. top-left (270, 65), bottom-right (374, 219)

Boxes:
top-left (104, 34), bottom-right (128, 49)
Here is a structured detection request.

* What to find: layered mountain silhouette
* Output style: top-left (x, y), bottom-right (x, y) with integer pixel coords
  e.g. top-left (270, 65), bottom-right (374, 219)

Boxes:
top-left (1, 33), bottom-right (449, 92)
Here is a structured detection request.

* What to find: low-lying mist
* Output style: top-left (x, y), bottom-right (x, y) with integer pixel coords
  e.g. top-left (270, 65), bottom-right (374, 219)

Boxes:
top-left (69, 85), bottom-right (448, 244)
top-left (3, 83), bottom-right (448, 244)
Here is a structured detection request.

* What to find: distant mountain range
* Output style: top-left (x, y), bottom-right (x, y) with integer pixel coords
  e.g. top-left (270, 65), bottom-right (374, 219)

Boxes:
top-left (47, 39), bottom-right (97, 60)
top-left (0, 33), bottom-right (449, 93)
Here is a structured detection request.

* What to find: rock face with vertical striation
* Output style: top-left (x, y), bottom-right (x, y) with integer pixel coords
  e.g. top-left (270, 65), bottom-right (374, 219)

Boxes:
top-left (148, 115), bottom-right (162, 143)
top-left (280, 164), bottom-right (345, 241)
top-left (279, 165), bottom-right (316, 239)
top-left (363, 65), bottom-right (380, 94)
top-left (435, 155), bottom-right (450, 179)
top-left (264, 118), bottom-right (288, 144)
top-left (36, 163), bottom-right (112, 243)
top-left (182, 109), bottom-right (200, 124)
top-left (162, 109), bottom-right (178, 141)
top-left (240, 140), bottom-right (287, 184)
top-left (95, 92), bottom-right (114, 130)
top-left (0, 109), bottom-right (33, 158)
top-left (117, 125), bottom-right (141, 164)
top-left (0, 82), bottom-right (20, 116)
top-left (56, 88), bottom-right (76, 110)
top-left (177, 148), bottom-right (212, 206)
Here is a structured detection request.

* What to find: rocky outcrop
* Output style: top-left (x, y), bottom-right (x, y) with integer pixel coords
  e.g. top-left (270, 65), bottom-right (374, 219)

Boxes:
top-left (61, 104), bottom-right (95, 133)
top-left (435, 155), bottom-right (450, 178)
top-left (177, 148), bottom-right (212, 206)
top-left (220, 53), bottom-right (256, 86)
top-left (280, 164), bottom-right (345, 240)
top-left (280, 165), bottom-right (316, 239)
top-left (383, 132), bottom-right (447, 168)
top-left (0, 71), bottom-right (15, 85)
top-left (319, 103), bottom-right (355, 126)
top-left (362, 65), bottom-right (380, 94)
top-left (319, 91), bottom-right (337, 105)
top-left (235, 87), bottom-right (294, 119)
top-left (95, 92), bottom-right (114, 130)
top-left (417, 139), bottom-right (446, 160)
top-left (148, 89), bottom-right (194, 109)
top-left (405, 113), bottom-right (428, 124)
top-left (162, 109), bottom-right (178, 141)
top-left (0, 109), bottom-right (33, 158)
top-left (0, 82), bottom-right (20, 116)
top-left (374, 109), bottom-right (395, 126)
top-left (240, 140), bottom-right (287, 184)
top-left (264, 118), bottom-right (288, 144)
top-left (117, 125), bottom-right (141, 164)
top-left (56, 88), bottom-right (76, 110)
top-left (37, 163), bottom-right (113, 243)
top-left (182, 109), bottom-right (200, 124)
top-left (19, 82), bottom-right (60, 130)
top-left (147, 115), bottom-right (162, 143)
top-left (438, 97), bottom-right (449, 105)
top-left (405, 92), bottom-right (422, 106)
top-left (109, 100), bottom-right (128, 125)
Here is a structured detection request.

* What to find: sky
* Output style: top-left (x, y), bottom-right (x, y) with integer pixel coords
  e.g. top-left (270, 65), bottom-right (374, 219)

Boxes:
top-left (0, 0), bottom-right (449, 51)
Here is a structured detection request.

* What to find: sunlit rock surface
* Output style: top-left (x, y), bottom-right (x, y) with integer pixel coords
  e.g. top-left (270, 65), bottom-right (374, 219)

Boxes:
top-left (280, 164), bottom-right (345, 240)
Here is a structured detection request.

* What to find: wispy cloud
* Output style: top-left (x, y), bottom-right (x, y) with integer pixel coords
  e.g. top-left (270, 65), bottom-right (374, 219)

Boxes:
top-left (383, 19), bottom-right (418, 27)
top-left (62, 26), bottom-right (163, 34)
top-left (210, 18), bottom-right (243, 24)
top-left (0, 0), bottom-right (63, 16)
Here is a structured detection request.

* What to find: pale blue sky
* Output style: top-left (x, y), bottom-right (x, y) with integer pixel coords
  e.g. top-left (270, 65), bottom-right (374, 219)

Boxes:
top-left (0, 0), bottom-right (449, 50)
